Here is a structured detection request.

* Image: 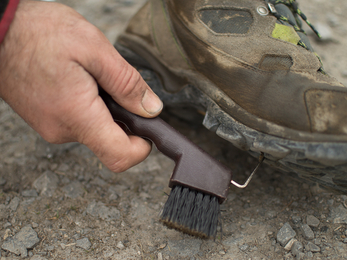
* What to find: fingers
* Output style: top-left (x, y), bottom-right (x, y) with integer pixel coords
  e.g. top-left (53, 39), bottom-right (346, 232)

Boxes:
top-left (74, 28), bottom-right (163, 118)
top-left (77, 95), bottom-right (152, 172)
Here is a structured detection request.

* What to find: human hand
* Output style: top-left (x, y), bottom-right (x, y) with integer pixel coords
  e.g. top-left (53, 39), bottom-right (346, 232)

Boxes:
top-left (0, 0), bottom-right (163, 172)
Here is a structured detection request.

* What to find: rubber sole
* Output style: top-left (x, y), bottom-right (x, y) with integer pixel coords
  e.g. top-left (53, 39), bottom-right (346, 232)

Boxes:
top-left (115, 43), bottom-right (347, 193)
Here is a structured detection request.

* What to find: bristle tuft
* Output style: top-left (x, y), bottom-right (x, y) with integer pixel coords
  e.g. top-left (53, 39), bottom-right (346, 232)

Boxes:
top-left (160, 186), bottom-right (220, 238)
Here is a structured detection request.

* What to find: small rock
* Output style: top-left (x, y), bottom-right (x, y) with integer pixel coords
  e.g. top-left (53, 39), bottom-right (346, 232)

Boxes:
top-left (103, 249), bottom-right (115, 258)
top-left (306, 251), bottom-right (314, 258)
top-left (22, 189), bottom-right (38, 197)
top-left (296, 252), bottom-right (305, 260)
top-left (307, 215), bottom-right (320, 228)
top-left (45, 245), bottom-right (54, 251)
top-left (239, 243), bottom-right (249, 251)
top-left (32, 222), bottom-right (39, 228)
top-left (76, 238), bottom-right (91, 250)
top-left (1, 225), bottom-right (40, 257)
top-left (8, 197), bottom-right (20, 211)
top-left (3, 229), bottom-right (11, 240)
top-left (33, 171), bottom-right (59, 197)
top-left (329, 205), bottom-right (347, 224)
top-left (166, 239), bottom-right (202, 257)
top-left (86, 201), bottom-right (120, 221)
top-left (90, 177), bottom-right (107, 187)
top-left (0, 204), bottom-right (10, 220)
top-left (277, 222), bottom-right (296, 246)
top-left (62, 181), bottom-right (85, 199)
top-left (314, 238), bottom-right (321, 245)
top-left (343, 238), bottom-right (347, 244)
top-left (314, 22), bottom-right (334, 41)
top-left (305, 242), bottom-right (321, 252)
top-left (158, 252), bottom-right (163, 260)
top-left (20, 198), bottom-right (36, 208)
top-left (284, 238), bottom-right (296, 251)
top-left (292, 216), bottom-right (301, 225)
top-left (117, 241), bottom-right (125, 250)
top-left (3, 222), bottom-right (11, 228)
top-left (291, 240), bottom-right (303, 257)
top-left (301, 224), bottom-right (315, 240)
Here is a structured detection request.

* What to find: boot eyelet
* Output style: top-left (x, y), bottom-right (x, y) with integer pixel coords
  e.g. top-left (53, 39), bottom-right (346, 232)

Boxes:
top-left (257, 6), bottom-right (269, 16)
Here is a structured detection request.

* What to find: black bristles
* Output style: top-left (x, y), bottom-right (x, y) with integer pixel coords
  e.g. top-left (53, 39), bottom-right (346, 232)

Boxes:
top-left (160, 186), bottom-right (220, 238)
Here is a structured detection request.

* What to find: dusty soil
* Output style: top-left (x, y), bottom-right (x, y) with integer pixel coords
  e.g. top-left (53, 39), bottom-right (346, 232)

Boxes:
top-left (0, 0), bottom-right (347, 259)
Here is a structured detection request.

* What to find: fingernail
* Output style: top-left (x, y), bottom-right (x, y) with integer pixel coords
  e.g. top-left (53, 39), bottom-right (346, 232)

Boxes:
top-left (142, 89), bottom-right (163, 115)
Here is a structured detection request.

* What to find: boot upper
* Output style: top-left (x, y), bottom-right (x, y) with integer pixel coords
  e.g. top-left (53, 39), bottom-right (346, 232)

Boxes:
top-left (121, 0), bottom-right (347, 137)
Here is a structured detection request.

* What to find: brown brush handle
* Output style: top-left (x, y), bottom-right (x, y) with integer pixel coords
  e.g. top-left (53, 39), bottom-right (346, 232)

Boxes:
top-left (99, 88), bottom-right (186, 160)
top-left (99, 87), bottom-right (232, 202)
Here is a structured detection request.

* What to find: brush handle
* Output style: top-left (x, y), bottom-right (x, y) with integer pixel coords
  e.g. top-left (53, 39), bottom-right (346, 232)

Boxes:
top-left (99, 88), bottom-right (186, 160)
top-left (99, 87), bottom-right (232, 202)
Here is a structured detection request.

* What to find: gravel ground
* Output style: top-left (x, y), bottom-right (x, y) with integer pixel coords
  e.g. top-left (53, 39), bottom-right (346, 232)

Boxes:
top-left (1, 0), bottom-right (347, 259)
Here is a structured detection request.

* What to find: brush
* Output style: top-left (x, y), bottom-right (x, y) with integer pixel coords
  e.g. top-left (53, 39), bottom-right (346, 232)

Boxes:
top-left (99, 87), bottom-right (252, 238)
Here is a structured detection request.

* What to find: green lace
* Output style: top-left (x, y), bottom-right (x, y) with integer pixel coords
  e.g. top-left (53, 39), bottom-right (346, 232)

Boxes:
top-left (266, 0), bottom-right (326, 74)
top-left (266, 0), bottom-right (321, 50)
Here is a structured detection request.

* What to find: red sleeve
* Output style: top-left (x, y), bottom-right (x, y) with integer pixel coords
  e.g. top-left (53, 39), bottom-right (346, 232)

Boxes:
top-left (0, 0), bottom-right (20, 44)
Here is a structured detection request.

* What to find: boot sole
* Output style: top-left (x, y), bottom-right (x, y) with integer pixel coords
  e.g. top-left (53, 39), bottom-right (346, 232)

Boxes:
top-left (114, 43), bottom-right (347, 193)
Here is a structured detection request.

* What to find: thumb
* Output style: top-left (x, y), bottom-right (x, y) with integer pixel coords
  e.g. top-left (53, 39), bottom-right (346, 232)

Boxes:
top-left (76, 30), bottom-right (163, 117)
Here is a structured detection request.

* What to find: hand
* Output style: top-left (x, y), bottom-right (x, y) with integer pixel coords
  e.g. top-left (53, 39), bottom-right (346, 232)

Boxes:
top-left (0, 0), bottom-right (163, 172)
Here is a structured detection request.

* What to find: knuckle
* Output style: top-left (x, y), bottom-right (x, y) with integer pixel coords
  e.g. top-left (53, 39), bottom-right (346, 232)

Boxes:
top-left (116, 65), bottom-right (144, 98)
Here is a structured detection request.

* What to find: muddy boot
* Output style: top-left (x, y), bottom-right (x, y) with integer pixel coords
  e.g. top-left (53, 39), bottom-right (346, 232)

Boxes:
top-left (115, 0), bottom-right (347, 192)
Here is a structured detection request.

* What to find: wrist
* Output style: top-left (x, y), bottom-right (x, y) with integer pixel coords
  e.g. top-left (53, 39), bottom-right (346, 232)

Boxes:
top-left (0, 0), bottom-right (20, 44)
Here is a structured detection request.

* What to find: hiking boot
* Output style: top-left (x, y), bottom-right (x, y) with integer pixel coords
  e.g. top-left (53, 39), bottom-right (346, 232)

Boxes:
top-left (115, 0), bottom-right (347, 192)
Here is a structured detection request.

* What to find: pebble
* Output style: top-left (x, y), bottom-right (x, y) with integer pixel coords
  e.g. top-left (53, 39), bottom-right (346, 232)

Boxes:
top-left (314, 22), bottom-right (334, 41)
top-left (22, 189), bottom-right (38, 197)
top-left (117, 241), bottom-right (125, 249)
top-left (277, 222), bottom-right (296, 246)
top-left (1, 225), bottom-right (40, 257)
top-left (307, 215), bottom-right (320, 228)
top-left (239, 243), bottom-right (249, 251)
top-left (76, 238), bottom-right (91, 250)
top-left (284, 238), bottom-right (296, 251)
top-left (33, 171), bottom-right (59, 197)
top-left (301, 224), bottom-right (315, 240)
top-left (90, 177), bottom-right (107, 187)
top-left (86, 201), bottom-right (120, 221)
top-left (305, 242), bottom-right (321, 252)
top-left (0, 204), bottom-right (10, 220)
top-left (291, 216), bottom-right (301, 225)
top-left (166, 239), bottom-right (202, 257)
top-left (158, 252), bottom-right (163, 260)
top-left (306, 251), bottom-right (314, 258)
top-left (8, 197), bottom-right (20, 211)
top-left (3, 222), bottom-right (11, 228)
top-left (291, 240), bottom-right (303, 257)
top-left (32, 222), bottom-right (39, 228)
top-left (20, 198), bottom-right (36, 208)
top-left (62, 181), bottom-right (85, 199)
top-left (329, 205), bottom-right (347, 224)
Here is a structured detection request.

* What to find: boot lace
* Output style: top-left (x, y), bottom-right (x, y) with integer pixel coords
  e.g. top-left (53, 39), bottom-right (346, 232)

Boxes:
top-left (265, 0), bottom-right (326, 73)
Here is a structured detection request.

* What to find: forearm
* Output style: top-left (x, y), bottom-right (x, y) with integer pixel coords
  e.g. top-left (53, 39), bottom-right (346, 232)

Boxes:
top-left (0, 0), bottom-right (20, 43)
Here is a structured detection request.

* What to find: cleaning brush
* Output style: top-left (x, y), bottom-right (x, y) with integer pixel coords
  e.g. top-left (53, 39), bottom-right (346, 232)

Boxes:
top-left (100, 87), bottom-right (261, 238)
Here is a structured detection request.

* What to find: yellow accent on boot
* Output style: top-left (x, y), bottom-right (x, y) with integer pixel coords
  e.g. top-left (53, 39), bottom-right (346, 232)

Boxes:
top-left (272, 23), bottom-right (301, 45)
